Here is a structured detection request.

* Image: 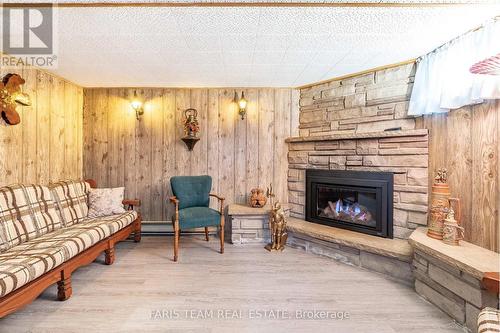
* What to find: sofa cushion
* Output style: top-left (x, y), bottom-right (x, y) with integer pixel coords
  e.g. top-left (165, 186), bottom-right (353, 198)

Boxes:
top-left (0, 210), bottom-right (138, 297)
top-left (87, 187), bottom-right (126, 218)
top-left (50, 180), bottom-right (90, 227)
top-left (0, 244), bottom-right (66, 297)
top-left (81, 210), bottom-right (138, 235)
top-left (0, 184), bottom-right (62, 253)
top-left (178, 207), bottom-right (221, 229)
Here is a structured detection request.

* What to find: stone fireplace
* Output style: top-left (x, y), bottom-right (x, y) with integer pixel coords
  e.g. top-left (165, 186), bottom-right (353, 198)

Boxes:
top-left (306, 169), bottom-right (393, 238)
top-left (287, 63), bottom-right (430, 240)
top-left (287, 129), bottom-right (429, 239)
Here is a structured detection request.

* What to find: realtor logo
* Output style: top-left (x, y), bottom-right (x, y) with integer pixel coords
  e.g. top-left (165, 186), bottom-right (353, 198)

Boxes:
top-left (3, 5), bottom-right (53, 54)
top-left (1, 4), bottom-right (57, 68)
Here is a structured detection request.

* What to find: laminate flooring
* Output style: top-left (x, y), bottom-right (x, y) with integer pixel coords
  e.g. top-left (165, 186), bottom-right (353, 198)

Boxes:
top-left (0, 236), bottom-right (465, 333)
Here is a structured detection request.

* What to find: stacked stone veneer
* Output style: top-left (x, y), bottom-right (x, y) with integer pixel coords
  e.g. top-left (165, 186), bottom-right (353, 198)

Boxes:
top-left (288, 63), bottom-right (429, 239)
top-left (413, 250), bottom-right (499, 332)
top-left (298, 63), bottom-right (416, 137)
top-left (231, 215), bottom-right (270, 244)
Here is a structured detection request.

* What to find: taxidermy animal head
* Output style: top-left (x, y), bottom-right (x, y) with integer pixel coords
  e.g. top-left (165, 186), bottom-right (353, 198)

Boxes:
top-left (0, 73), bottom-right (31, 125)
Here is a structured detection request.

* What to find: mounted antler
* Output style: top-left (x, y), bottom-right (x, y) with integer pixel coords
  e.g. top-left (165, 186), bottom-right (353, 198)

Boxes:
top-left (0, 74), bottom-right (31, 125)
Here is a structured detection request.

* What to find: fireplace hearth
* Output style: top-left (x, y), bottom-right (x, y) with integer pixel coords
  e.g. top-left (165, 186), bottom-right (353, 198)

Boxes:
top-left (306, 169), bottom-right (393, 238)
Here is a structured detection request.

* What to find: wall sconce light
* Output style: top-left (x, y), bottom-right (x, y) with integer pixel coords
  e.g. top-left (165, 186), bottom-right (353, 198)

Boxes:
top-left (233, 91), bottom-right (248, 120)
top-left (131, 90), bottom-right (144, 120)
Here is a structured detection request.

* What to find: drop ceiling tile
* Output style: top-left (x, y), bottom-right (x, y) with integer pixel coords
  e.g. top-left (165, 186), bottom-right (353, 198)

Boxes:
top-left (221, 34), bottom-right (257, 52)
top-left (250, 64), bottom-right (278, 78)
top-left (185, 35), bottom-right (222, 52)
top-left (291, 34), bottom-right (345, 51)
top-left (171, 8), bottom-right (260, 35)
top-left (312, 51), bottom-right (350, 65)
top-left (254, 34), bottom-right (293, 52)
top-left (224, 64), bottom-right (253, 77)
top-left (252, 51), bottom-right (285, 65)
top-left (256, 8), bottom-right (305, 35)
top-left (282, 51), bottom-right (317, 65)
top-left (223, 51), bottom-right (254, 65)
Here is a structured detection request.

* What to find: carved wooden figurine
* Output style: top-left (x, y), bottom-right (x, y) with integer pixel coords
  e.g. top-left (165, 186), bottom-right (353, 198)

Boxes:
top-left (0, 74), bottom-right (31, 125)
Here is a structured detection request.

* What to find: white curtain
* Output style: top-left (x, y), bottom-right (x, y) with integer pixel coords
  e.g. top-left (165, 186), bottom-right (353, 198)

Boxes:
top-left (408, 18), bottom-right (500, 116)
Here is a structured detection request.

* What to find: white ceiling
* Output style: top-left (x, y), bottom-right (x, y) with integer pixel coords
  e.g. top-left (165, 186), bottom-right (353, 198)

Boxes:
top-left (3, 3), bottom-right (500, 87)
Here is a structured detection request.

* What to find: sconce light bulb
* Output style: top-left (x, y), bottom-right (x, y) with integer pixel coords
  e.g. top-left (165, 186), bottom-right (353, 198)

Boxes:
top-left (238, 91), bottom-right (247, 110)
top-left (238, 99), bottom-right (247, 110)
top-left (131, 100), bottom-right (142, 110)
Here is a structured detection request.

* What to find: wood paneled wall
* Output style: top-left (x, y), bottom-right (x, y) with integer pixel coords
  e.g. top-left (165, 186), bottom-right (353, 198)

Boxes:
top-left (83, 88), bottom-right (299, 222)
top-left (0, 65), bottom-right (83, 186)
top-left (417, 100), bottom-right (500, 252)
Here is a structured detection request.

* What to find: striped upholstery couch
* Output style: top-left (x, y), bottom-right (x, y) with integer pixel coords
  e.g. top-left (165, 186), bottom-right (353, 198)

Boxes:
top-left (0, 180), bottom-right (141, 317)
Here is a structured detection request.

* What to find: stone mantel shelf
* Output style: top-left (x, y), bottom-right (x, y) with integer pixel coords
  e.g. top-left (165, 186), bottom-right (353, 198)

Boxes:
top-left (287, 217), bottom-right (413, 262)
top-left (409, 227), bottom-right (500, 280)
top-left (285, 129), bottom-right (428, 143)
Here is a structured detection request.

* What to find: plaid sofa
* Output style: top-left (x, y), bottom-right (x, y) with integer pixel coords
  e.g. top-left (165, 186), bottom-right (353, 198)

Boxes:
top-left (478, 307), bottom-right (500, 333)
top-left (0, 180), bottom-right (138, 298)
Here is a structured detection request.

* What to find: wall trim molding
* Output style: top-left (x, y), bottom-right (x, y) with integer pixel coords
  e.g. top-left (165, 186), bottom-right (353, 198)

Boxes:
top-left (295, 58), bottom-right (416, 90)
top-left (2, 2), bottom-right (482, 8)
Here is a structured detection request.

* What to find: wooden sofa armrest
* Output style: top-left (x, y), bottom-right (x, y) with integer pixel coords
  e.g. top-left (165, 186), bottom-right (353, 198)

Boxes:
top-left (85, 179), bottom-right (97, 189)
top-left (482, 272), bottom-right (500, 294)
top-left (122, 199), bottom-right (141, 210)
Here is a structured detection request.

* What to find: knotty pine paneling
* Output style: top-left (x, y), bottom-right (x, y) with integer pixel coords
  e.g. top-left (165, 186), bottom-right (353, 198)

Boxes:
top-left (417, 101), bottom-right (500, 252)
top-left (83, 88), bottom-right (298, 222)
top-left (0, 65), bottom-right (83, 186)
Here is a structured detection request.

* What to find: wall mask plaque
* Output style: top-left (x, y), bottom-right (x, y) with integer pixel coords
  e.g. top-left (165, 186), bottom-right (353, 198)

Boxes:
top-left (0, 74), bottom-right (31, 125)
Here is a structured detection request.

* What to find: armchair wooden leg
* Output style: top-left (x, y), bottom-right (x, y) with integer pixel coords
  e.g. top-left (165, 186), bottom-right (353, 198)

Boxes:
top-left (174, 224), bottom-right (180, 262)
top-left (204, 227), bottom-right (209, 241)
top-left (219, 215), bottom-right (225, 254)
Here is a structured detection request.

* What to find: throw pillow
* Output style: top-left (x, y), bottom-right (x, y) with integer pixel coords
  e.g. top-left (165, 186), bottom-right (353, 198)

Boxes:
top-left (88, 187), bottom-right (126, 218)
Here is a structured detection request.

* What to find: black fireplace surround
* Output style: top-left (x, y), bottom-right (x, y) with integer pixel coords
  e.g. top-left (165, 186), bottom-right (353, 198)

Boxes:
top-left (306, 169), bottom-right (393, 238)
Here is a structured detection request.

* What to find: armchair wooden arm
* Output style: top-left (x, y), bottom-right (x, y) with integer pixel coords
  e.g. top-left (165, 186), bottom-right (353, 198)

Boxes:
top-left (169, 196), bottom-right (179, 205)
top-left (209, 193), bottom-right (225, 214)
top-left (209, 193), bottom-right (225, 201)
top-left (122, 199), bottom-right (141, 210)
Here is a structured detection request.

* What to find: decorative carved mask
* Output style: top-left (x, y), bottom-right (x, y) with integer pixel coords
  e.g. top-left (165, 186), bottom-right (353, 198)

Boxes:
top-left (0, 74), bottom-right (31, 125)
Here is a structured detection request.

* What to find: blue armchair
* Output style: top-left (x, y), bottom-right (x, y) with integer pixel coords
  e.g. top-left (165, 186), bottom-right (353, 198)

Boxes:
top-left (169, 175), bottom-right (225, 262)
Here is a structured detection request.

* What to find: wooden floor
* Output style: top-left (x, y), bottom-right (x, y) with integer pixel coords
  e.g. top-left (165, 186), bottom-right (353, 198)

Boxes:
top-left (1, 236), bottom-right (464, 333)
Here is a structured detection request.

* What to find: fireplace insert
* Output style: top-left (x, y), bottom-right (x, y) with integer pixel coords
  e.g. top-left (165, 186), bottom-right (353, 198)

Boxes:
top-left (306, 169), bottom-right (393, 238)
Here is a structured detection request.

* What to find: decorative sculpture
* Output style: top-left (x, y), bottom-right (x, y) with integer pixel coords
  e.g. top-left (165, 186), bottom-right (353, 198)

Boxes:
top-left (265, 201), bottom-right (288, 252)
top-left (434, 168), bottom-right (448, 184)
top-left (181, 108), bottom-right (200, 151)
top-left (265, 183), bottom-right (288, 252)
top-left (249, 188), bottom-right (267, 208)
top-left (427, 168), bottom-right (461, 240)
top-left (0, 73), bottom-right (31, 125)
top-left (442, 207), bottom-right (464, 246)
